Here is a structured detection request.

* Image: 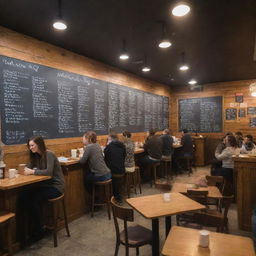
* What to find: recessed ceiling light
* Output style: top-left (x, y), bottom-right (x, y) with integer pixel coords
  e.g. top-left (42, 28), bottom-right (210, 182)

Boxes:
top-left (188, 79), bottom-right (197, 85)
top-left (142, 66), bottom-right (151, 72)
top-left (53, 20), bottom-right (67, 30)
top-left (179, 65), bottom-right (189, 71)
top-left (159, 40), bottom-right (172, 48)
top-left (172, 4), bottom-right (190, 17)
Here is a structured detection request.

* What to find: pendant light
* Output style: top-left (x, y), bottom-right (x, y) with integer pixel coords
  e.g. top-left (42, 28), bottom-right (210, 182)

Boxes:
top-left (142, 55), bottom-right (151, 72)
top-left (158, 22), bottom-right (172, 49)
top-left (53, 0), bottom-right (67, 30)
top-left (179, 52), bottom-right (189, 71)
top-left (188, 79), bottom-right (197, 85)
top-left (172, 2), bottom-right (190, 17)
top-left (119, 40), bottom-right (129, 60)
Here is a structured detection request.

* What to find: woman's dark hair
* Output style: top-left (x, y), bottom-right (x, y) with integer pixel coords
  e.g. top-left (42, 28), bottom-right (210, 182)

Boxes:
top-left (122, 130), bottom-right (131, 138)
top-left (182, 129), bottom-right (188, 133)
top-left (27, 136), bottom-right (47, 168)
top-left (109, 131), bottom-right (118, 140)
top-left (226, 135), bottom-right (238, 148)
top-left (245, 134), bottom-right (253, 142)
top-left (235, 131), bottom-right (243, 137)
top-left (148, 129), bottom-right (156, 136)
top-left (84, 131), bottom-right (97, 143)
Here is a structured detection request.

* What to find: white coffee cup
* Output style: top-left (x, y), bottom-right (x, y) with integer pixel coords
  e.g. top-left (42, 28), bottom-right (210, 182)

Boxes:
top-left (163, 193), bottom-right (171, 202)
top-left (199, 230), bottom-right (210, 247)
top-left (71, 149), bottom-right (77, 158)
top-left (8, 169), bottom-right (16, 179)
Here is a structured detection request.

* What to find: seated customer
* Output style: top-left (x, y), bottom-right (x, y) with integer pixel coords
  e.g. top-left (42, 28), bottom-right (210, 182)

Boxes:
top-left (235, 131), bottom-right (243, 148)
top-left (160, 128), bottom-right (174, 159)
top-left (240, 134), bottom-right (256, 153)
top-left (172, 129), bottom-right (193, 173)
top-left (17, 136), bottom-right (65, 242)
top-left (104, 132), bottom-right (126, 203)
top-left (211, 135), bottom-right (240, 194)
top-left (139, 129), bottom-right (162, 179)
top-left (80, 131), bottom-right (111, 193)
top-left (122, 131), bottom-right (135, 173)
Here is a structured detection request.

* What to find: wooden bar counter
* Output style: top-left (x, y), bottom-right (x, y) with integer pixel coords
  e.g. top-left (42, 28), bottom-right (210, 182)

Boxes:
top-left (233, 155), bottom-right (256, 231)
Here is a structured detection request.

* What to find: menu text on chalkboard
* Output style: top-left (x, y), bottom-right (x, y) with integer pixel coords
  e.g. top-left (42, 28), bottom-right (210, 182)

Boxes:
top-left (0, 56), bottom-right (169, 145)
top-left (179, 96), bottom-right (222, 133)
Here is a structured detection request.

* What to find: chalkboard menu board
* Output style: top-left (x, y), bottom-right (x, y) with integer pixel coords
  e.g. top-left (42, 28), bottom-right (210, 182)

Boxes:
top-left (0, 56), bottom-right (169, 145)
top-left (179, 96), bottom-right (222, 132)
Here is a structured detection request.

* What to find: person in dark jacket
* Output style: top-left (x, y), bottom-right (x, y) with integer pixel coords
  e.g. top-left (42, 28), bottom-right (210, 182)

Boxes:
top-left (139, 129), bottom-right (162, 180)
top-left (104, 132), bottom-right (126, 203)
top-left (160, 128), bottom-right (173, 159)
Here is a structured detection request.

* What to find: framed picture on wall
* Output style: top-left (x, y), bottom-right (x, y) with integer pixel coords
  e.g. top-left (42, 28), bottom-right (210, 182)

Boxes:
top-left (235, 93), bottom-right (243, 103)
top-left (238, 108), bottom-right (246, 118)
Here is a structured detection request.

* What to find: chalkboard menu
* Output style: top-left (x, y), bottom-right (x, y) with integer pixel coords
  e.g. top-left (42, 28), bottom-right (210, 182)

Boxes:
top-left (179, 96), bottom-right (222, 132)
top-left (0, 56), bottom-right (169, 145)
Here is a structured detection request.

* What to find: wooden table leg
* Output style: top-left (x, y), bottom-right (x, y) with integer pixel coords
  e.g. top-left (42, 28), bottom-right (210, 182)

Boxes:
top-left (165, 216), bottom-right (172, 237)
top-left (152, 218), bottom-right (159, 256)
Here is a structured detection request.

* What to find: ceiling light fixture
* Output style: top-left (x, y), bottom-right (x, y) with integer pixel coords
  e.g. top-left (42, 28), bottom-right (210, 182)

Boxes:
top-left (142, 55), bottom-right (151, 72)
top-left (53, 0), bottom-right (67, 30)
top-left (158, 21), bottom-right (172, 49)
top-left (249, 82), bottom-right (256, 97)
top-left (179, 52), bottom-right (189, 71)
top-left (172, 3), bottom-right (190, 17)
top-left (119, 40), bottom-right (129, 60)
top-left (188, 79), bottom-right (197, 85)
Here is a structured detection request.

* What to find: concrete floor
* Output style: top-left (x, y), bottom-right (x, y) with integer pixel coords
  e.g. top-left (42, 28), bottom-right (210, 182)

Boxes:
top-left (15, 166), bottom-right (254, 256)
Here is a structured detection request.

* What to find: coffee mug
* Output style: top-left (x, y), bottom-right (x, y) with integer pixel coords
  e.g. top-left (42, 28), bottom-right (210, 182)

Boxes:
top-left (8, 169), bottom-right (16, 179)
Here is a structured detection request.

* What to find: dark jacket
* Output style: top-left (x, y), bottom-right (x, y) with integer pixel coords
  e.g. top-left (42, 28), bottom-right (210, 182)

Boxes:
top-left (144, 135), bottom-right (163, 160)
top-left (104, 140), bottom-right (126, 175)
top-left (181, 133), bottom-right (193, 156)
top-left (160, 134), bottom-right (174, 156)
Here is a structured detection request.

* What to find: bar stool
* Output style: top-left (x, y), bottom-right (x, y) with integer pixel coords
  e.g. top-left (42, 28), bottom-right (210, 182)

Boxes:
top-left (0, 211), bottom-right (15, 255)
top-left (150, 162), bottom-right (160, 187)
top-left (161, 157), bottom-right (172, 183)
top-left (125, 166), bottom-right (142, 198)
top-left (47, 194), bottom-right (70, 247)
top-left (91, 179), bottom-right (112, 220)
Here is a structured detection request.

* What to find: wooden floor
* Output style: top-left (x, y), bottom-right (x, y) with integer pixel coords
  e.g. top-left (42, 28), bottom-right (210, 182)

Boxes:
top-left (15, 166), bottom-right (254, 256)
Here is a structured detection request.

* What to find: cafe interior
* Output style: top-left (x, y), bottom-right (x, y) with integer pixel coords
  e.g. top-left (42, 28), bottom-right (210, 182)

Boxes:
top-left (0, 0), bottom-right (256, 255)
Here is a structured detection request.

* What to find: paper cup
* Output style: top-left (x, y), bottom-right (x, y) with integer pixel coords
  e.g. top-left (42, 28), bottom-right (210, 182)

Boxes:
top-left (71, 149), bottom-right (77, 158)
top-left (199, 230), bottom-right (210, 247)
top-left (163, 193), bottom-right (171, 202)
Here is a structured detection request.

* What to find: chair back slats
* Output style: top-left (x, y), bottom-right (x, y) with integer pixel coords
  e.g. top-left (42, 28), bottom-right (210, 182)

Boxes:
top-left (110, 197), bottom-right (134, 222)
top-left (187, 190), bottom-right (208, 205)
top-left (206, 175), bottom-right (225, 193)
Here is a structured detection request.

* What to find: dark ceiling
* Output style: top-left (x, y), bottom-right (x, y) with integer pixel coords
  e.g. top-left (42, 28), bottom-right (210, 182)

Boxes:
top-left (0, 0), bottom-right (256, 88)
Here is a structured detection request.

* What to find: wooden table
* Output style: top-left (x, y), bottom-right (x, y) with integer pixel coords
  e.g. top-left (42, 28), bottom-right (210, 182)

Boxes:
top-left (126, 193), bottom-right (205, 256)
top-left (171, 182), bottom-right (223, 199)
top-left (162, 226), bottom-right (255, 256)
top-left (233, 155), bottom-right (256, 231)
top-left (0, 175), bottom-right (51, 190)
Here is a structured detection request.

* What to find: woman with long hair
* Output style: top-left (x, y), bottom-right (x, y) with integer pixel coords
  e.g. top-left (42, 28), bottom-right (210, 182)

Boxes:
top-left (18, 136), bottom-right (65, 242)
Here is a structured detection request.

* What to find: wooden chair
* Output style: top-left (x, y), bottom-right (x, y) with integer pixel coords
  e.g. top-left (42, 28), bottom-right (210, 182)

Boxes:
top-left (206, 175), bottom-right (225, 210)
top-left (195, 195), bottom-right (234, 233)
top-left (47, 194), bottom-right (70, 247)
top-left (125, 166), bottom-right (142, 198)
top-left (206, 175), bottom-right (225, 194)
top-left (91, 179), bottom-right (112, 219)
top-left (176, 190), bottom-right (208, 226)
top-left (0, 211), bottom-right (15, 255)
top-left (110, 197), bottom-right (152, 256)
